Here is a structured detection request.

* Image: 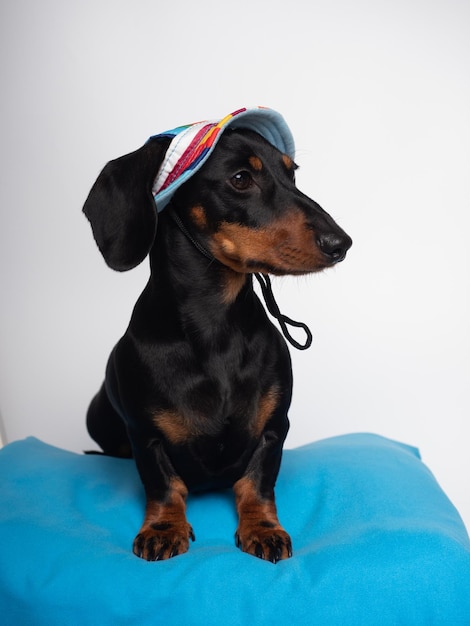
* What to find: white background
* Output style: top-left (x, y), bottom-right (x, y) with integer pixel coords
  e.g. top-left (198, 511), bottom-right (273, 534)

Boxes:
top-left (1, 0), bottom-right (469, 531)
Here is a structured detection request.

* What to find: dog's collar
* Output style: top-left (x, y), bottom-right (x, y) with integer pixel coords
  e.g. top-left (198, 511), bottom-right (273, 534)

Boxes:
top-left (151, 107), bottom-right (295, 213)
top-left (168, 208), bottom-right (312, 351)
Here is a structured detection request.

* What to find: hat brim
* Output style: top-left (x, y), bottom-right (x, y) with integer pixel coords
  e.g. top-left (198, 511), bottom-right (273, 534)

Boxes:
top-left (152, 107), bottom-right (295, 212)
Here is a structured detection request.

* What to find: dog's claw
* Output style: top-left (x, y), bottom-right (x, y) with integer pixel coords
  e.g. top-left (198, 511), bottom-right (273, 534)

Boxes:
top-left (255, 543), bottom-right (265, 560)
top-left (168, 544), bottom-right (179, 559)
top-left (271, 545), bottom-right (282, 564)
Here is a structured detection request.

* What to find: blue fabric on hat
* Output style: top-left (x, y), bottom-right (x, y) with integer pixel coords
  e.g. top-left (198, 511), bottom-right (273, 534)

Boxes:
top-left (151, 107), bottom-right (295, 212)
top-left (0, 433), bottom-right (469, 625)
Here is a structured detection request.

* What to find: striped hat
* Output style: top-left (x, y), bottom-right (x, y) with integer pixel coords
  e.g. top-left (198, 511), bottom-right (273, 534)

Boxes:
top-left (151, 106), bottom-right (295, 212)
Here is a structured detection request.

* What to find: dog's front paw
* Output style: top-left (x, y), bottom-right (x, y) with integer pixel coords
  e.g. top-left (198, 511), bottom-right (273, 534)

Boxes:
top-left (133, 522), bottom-right (195, 561)
top-left (235, 523), bottom-right (292, 564)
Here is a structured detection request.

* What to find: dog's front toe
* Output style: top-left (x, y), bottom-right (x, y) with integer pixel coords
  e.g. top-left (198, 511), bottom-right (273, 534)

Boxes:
top-left (133, 523), bottom-right (195, 561)
top-left (235, 525), bottom-right (292, 564)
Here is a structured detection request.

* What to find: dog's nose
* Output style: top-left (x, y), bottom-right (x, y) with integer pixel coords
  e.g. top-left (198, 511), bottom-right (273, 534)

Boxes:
top-left (316, 231), bottom-right (353, 264)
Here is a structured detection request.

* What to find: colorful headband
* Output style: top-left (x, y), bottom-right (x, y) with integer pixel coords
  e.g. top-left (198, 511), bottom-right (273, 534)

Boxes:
top-left (151, 106), bottom-right (295, 212)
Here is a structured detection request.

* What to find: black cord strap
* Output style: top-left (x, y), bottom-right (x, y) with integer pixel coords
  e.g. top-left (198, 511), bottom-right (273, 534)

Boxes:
top-left (254, 273), bottom-right (313, 350)
top-left (168, 207), bottom-right (313, 350)
top-left (169, 210), bottom-right (215, 262)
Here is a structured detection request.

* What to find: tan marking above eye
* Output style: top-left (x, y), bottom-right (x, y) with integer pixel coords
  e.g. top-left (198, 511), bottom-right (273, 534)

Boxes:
top-left (282, 154), bottom-right (293, 170)
top-left (248, 156), bottom-right (263, 171)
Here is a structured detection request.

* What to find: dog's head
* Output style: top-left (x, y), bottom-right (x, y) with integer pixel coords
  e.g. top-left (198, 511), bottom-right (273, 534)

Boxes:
top-left (83, 115), bottom-right (351, 274)
top-left (171, 129), bottom-right (352, 276)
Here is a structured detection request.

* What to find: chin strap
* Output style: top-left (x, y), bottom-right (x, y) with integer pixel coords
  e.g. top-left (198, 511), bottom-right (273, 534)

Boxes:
top-left (254, 273), bottom-right (312, 350)
top-left (168, 208), bottom-right (313, 350)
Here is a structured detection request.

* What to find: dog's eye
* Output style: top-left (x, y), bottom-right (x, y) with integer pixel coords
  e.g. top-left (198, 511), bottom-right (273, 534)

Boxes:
top-left (231, 171), bottom-right (253, 190)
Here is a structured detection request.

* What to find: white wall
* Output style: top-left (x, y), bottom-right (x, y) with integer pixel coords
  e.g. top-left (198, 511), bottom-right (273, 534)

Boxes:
top-left (1, 0), bottom-right (469, 530)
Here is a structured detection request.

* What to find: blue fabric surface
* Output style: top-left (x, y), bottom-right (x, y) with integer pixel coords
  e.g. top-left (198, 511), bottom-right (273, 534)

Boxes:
top-left (0, 433), bottom-right (469, 625)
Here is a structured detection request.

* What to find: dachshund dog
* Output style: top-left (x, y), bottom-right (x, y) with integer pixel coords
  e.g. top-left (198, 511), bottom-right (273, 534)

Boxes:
top-left (83, 124), bottom-right (352, 563)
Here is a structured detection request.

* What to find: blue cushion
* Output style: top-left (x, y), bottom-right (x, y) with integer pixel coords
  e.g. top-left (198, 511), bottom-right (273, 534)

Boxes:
top-left (0, 433), bottom-right (469, 625)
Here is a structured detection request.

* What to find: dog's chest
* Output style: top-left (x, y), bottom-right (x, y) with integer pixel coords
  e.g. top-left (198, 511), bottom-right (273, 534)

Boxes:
top-left (154, 344), bottom-right (280, 443)
top-left (154, 364), bottom-right (273, 488)
top-left (182, 358), bottom-right (265, 437)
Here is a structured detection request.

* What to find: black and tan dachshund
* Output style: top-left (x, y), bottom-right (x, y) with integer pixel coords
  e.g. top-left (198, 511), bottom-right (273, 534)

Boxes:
top-left (83, 127), bottom-right (352, 563)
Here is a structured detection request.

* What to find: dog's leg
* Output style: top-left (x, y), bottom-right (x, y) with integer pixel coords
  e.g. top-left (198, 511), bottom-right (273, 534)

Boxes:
top-left (86, 383), bottom-right (132, 458)
top-left (234, 432), bottom-right (292, 563)
top-left (131, 439), bottom-right (194, 561)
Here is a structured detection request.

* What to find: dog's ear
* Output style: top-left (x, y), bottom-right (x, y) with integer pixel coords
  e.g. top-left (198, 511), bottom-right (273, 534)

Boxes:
top-left (83, 136), bottom-right (172, 271)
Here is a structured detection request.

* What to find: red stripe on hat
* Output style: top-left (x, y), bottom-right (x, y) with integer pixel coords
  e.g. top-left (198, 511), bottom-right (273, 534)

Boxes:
top-left (159, 123), bottom-right (214, 191)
